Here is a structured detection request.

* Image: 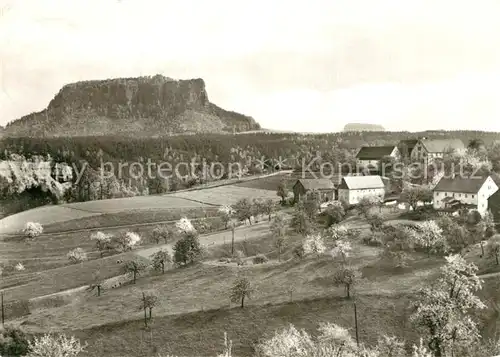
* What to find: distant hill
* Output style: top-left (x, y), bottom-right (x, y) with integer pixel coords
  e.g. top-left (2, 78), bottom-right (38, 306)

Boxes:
top-left (3, 75), bottom-right (260, 137)
top-left (343, 123), bottom-right (385, 132)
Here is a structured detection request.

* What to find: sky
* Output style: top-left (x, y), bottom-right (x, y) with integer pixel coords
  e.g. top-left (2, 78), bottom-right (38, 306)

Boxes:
top-left (1, 0), bottom-right (500, 132)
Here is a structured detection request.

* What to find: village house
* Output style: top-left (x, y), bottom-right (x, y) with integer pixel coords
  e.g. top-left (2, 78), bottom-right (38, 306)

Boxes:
top-left (410, 138), bottom-right (465, 165)
top-left (355, 146), bottom-right (400, 170)
top-left (487, 173), bottom-right (500, 222)
top-left (292, 179), bottom-right (335, 203)
top-left (433, 175), bottom-right (498, 215)
top-left (398, 139), bottom-right (418, 160)
top-left (337, 175), bottom-right (385, 205)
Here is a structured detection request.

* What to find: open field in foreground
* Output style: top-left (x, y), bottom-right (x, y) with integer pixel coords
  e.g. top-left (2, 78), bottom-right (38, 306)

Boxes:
top-left (18, 248), bottom-right (496, 357)
top-left (0, 221), bottom-right (272, 301)
top-left (14, 235), bottom-right (441, 331)
top-left (2, 195), bottom-right (500, 357)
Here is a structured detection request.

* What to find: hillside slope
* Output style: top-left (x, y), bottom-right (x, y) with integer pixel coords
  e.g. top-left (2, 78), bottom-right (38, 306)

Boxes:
top-left (344, 123), bottom-right (385, 132)
top-left (3, 75), bottom-right (260, 137)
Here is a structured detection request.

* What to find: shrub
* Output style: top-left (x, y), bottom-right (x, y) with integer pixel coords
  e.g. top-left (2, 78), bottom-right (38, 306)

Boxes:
top-left (151, 225), bottom-right (173, 244)
top-left (22, 222), bottom-right (43, 239)
top-left (293, 245), bottom-right (306, 259)
top-left (368, 213), bottom-right (384, 231)
top-left (252, 254), bottom-right (268, 264)
top-left (302, 233), bottom-right (326, 256)
top-left (67, 248), bottom-right (87, 264)
top-left (26, 334), bottom-right (87, 357)
top-left (362, 232), bottom-right (384, 247)
top-left (0, 327), bottom-right (30, 357)
top-left (467, 210), bottom-right (482, 225)
top-left (173, 233), bottom-right (203, 266)
top-left (90, 231), bottom-right (113, 257)
top-left (232, 250), bottom-right (246, 265)
top-left (150, 249), bottom-right (172, 274)
top-left (192, 218), bottom-right (211, 234)
top-left (111, 232), bottom-right (142, 252)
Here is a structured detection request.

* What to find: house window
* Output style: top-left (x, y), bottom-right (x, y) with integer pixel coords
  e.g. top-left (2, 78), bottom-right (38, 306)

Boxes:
top-left (465, 194), bottom-right (468, 198)
top-left (445, 192), bottom-right (448, 196)
top-left (458, 194), bottom-right (461, 197)
top-left (472, 195), bottom-right (475, 198)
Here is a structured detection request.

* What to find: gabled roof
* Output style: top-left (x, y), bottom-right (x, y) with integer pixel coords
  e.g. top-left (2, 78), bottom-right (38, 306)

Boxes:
top-left (339, 175), bottom-right (385, 190)
top-left (433, 176), bottom-right (488, 193)
top-left (399, 139), bottom-right (418, 151)
top-left (419, 139), bottom-right (465, 153)
top-left (295, 179), bottom-right (334, 191)
top-left (356, 146), bottom-right (397, 160)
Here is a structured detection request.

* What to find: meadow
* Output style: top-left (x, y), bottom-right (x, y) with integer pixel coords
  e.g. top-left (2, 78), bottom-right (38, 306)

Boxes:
top-left (1, 173), bottom-right (499, 357)
top-left (0, 184), bottom-right (277, 236)
top-left (168, 185), bottom-right (280, 205)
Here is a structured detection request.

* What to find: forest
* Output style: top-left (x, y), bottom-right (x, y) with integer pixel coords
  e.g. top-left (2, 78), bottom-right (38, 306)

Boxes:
top-left (1, 130), bottom-right (500, 216)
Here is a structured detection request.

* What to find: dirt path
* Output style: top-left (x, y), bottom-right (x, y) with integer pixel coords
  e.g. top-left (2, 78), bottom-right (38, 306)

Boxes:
top-left (479, 271), bottom-right (500, 279)
top-left (135, 220), bottom-right (271, 259)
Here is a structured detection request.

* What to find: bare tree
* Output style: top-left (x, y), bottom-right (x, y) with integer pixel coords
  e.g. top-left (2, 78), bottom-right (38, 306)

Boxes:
top-left (88, 271), bottom-right (104, 297)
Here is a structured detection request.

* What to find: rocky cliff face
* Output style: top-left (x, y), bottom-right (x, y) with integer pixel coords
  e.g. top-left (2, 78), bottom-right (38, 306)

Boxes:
top-left (343, 123), bottom-right (385, 132)
top-left (3, 75), bottom-right (260, 137)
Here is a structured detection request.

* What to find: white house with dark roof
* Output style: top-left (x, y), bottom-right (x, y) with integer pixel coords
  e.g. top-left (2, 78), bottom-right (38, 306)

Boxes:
top-left (433, 175), bottom-right (498, 215)
top-left (337, 175), bottom-right (385, 205)
top-left (355, 146), bottom-right (400, 169)
top-left (292, 179), bottom-right (335, 203)
top-left (410, 138), bottom-right (465, 164)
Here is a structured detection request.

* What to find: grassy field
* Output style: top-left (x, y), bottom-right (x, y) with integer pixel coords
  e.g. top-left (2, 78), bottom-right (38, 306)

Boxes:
top-left (2, 187), bottom-right (500, 357)
top-left (1, 251), bottom-right (148, 301)
top-left (42, 207), bottom-right (219, 233)
top-left (0, 220), bottom-right (272, 301)
top-left (233, 172), bottom-right (345, 191)
top-left (74, 294), bottom-right (414, 357)
top-left (233, 173), bottom-right (295, 191)
top-left (0, 196), bottom-right (210, 235)
top-left (14, 245), bottom-right (450, 357)
top-left (13, 231), bottom-right (438, 330)
top-left (169, 186), bottom-right (280, 205)
top-left (0, 183), bottom-right (278, 235)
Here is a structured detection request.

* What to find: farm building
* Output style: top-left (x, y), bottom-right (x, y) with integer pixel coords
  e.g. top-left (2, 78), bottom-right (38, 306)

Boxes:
top-left (337, 175), bottom-right (385, 205)
top-left (355, 146), bottom-right (400, 170)
top-left (398, 139), bottom-right (418, 159)
top-left (433, 175), bottom-right (498, 215)
top-left (292, 179), bottom-right (335, 203)
top-left (410, 138), bottom-right (465, 165)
